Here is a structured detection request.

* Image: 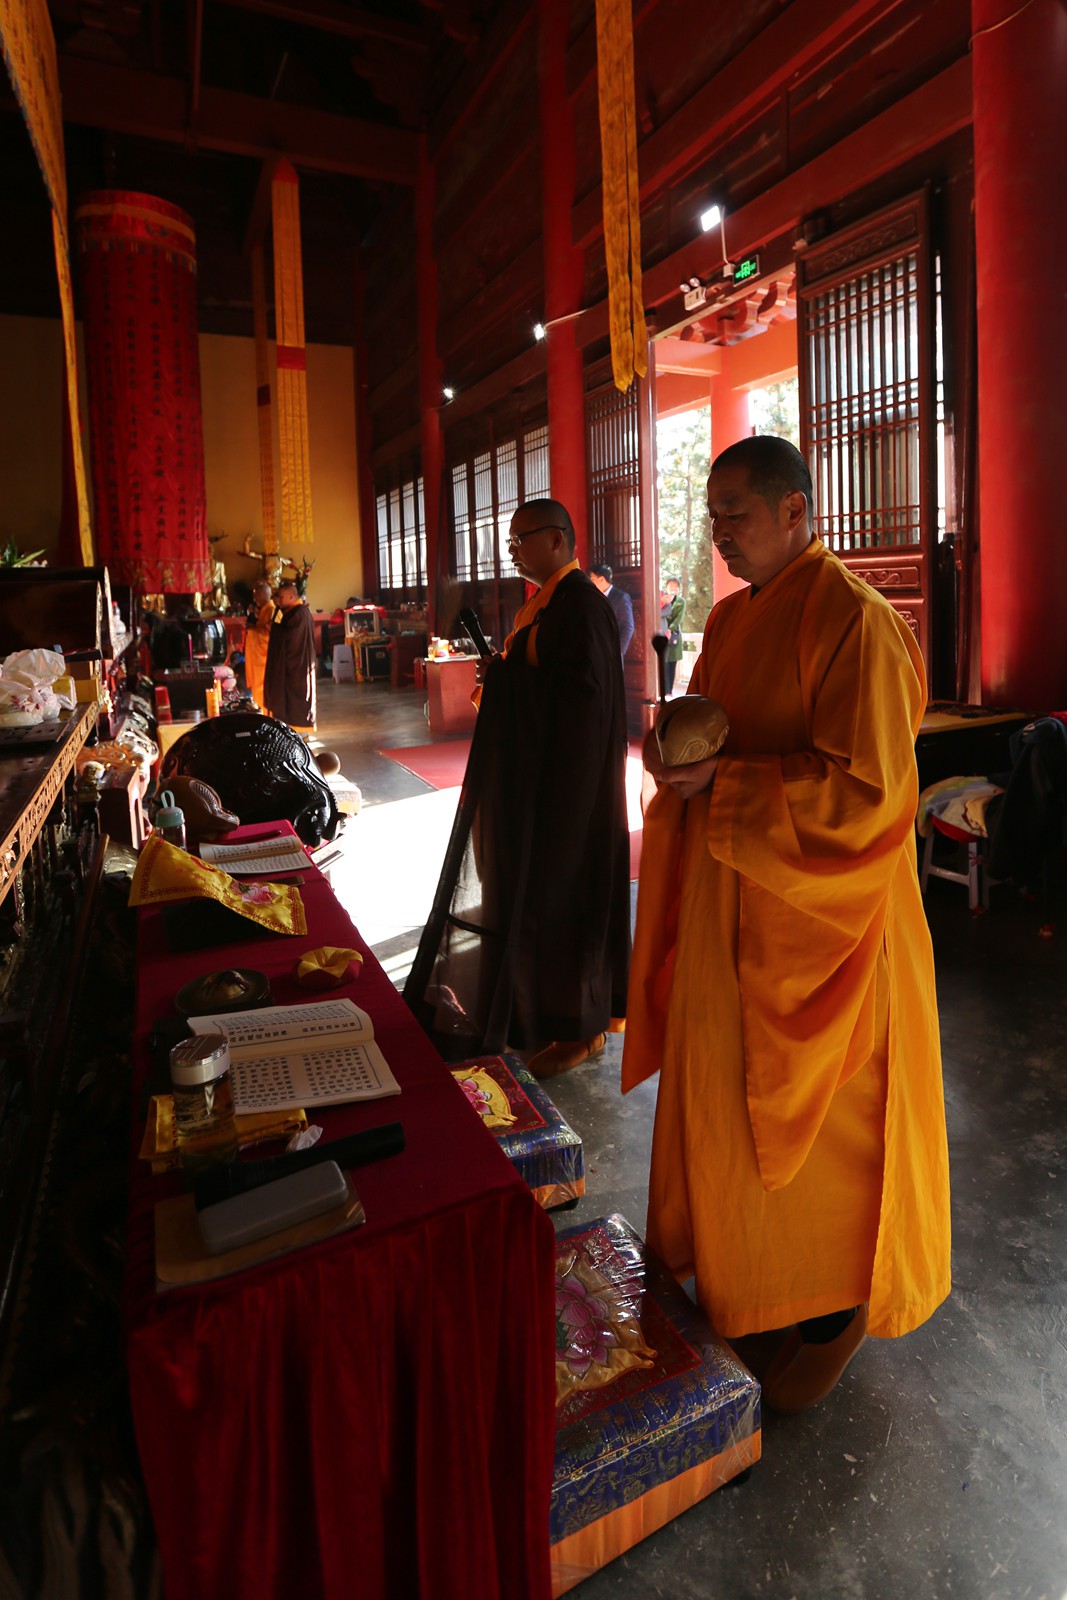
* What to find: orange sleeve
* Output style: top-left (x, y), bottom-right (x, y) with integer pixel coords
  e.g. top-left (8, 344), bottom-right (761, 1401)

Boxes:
top-left (706, 602), bottom-right (926, 1190)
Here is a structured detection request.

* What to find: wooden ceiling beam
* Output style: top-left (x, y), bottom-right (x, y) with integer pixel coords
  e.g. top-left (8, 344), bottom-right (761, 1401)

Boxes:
top-left (207, 0), bottom-right (428, 51)
top-left (429, 0), bottom-right (531, 161)
top-left (593, 56), bottom-right (972, 346)
top-left (187, 0), bottom-right (204, 124)
top-left (570, 0), bottom-right (918, 247)
top-left (57, 56), bottom-right (419, 183)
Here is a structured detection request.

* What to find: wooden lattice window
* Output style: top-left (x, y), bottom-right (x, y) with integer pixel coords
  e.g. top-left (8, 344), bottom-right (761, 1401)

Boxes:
top-left (803, 254), bottom-right (923, 550)
top-left (448, 423), bottom-right (551, 583)
top-left (587, 381), bottom-right (641, 569)
top-left (798, 192), bottom-right (935, 662)
top-left (375, 468), bottom-right (426, 598)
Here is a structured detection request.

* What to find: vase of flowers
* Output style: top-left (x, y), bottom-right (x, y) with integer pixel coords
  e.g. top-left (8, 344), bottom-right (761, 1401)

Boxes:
top-left (284, 555), bottom-right (315, 600)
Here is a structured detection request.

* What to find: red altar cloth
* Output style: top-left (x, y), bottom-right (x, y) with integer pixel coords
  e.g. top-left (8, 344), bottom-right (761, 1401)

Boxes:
top-left (123, 824), bottom-right (556, 1600)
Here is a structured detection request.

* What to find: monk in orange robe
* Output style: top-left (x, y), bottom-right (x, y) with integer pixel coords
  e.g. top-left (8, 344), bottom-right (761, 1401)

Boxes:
top-left (243, 578), bottom-right (274, 710)
top-left (624, 436), bottom-right (951, 1414)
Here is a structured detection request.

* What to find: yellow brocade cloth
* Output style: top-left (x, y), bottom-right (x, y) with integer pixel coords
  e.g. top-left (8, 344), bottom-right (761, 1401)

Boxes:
top-left (623, 540), bottom-right (951, 1341)
top-left (139, 1095), bottom-right (308, 1174)
top-left (129, 834), bottom-right (306, 936)
top-left (451, 1067), bottom-right (516, 1130)
top-left (294, 946), bottom-right (363, 988)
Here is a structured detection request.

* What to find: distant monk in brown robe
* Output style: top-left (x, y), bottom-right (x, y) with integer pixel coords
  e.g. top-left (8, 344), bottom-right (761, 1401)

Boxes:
top-left (263, 581), bottom-right (317, 733)
top-left (243, 578), bottom-right (274, 710)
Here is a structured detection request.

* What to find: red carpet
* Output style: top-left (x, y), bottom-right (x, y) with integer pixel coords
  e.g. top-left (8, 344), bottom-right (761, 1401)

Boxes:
top-left (379, 740), bottom-right (645, 879)
top-left (379, 740), bottom-right (471, 789)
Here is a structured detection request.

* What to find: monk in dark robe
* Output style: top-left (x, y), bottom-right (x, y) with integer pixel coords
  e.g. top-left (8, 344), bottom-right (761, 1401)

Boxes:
top-left (263, 581), bottom-right (317, 732)
top-left (405, 498), bottom-right (630, 1077)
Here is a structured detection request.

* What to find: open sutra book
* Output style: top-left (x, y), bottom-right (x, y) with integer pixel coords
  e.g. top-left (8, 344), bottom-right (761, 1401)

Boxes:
top-left (186, 999), bottom-right (401, 1115)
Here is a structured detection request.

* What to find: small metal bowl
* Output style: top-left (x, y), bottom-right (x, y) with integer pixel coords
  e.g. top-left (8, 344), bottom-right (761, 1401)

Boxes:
top-left (175, 967), bottom-right (272, 1017)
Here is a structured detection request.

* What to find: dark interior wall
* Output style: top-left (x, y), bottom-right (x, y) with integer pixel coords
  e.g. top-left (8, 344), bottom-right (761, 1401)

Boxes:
top-left (363, 193), bottom-right (420, 454)
top-left (432, 18), bottom-right (544, 395)
top-left (575, 0), bottom-right (971, 309)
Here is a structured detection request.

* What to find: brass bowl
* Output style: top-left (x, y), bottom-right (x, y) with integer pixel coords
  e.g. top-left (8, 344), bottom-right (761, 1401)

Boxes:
top-left (656, 696), bottom-right (730, 766)
top-left (175, 967), bottom-right (271, 1017)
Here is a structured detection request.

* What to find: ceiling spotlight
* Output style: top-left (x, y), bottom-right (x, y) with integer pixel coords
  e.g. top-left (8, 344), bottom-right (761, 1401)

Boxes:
top-left (533, 323), bottom-right (546, 341)
top-left (443, 386), bottom-right (455, 401)
top-left (700, 204), bottom-right (723, 233)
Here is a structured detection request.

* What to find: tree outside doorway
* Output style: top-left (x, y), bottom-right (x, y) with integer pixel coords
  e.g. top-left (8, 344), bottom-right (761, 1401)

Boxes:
top-left (748, 379), bottom-right (800, 448)
top-left (656, 407), bottom-right (713, 637)
top-left (655, 381), bottom-right (799, 643)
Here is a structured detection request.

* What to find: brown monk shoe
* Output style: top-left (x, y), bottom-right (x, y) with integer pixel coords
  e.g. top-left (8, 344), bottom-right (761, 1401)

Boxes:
top-left (726, 1327), bottom-right (796, 1383)
top-left (760, 1304), bottom-right (869, 1415)
top-left (527, 1032), bottom-right (607, 1080)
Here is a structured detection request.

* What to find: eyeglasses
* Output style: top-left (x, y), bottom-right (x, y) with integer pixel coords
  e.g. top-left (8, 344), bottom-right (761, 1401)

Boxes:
top-left (506, 524), bottom-right (562, 546)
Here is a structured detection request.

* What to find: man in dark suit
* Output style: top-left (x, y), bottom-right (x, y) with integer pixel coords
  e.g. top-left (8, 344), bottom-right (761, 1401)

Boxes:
top-left (590, 563), bottom-right (635, 660)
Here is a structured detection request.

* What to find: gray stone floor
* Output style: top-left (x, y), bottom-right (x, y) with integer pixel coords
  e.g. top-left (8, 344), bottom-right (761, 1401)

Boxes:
top-left (317, 677), bottom-right (1067, 1600)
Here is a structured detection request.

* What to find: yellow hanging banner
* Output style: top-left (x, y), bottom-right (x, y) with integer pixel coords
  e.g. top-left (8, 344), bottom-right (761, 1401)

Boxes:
top-left (53, 213), bottom-right (94, 564)
top-left (271, 161), bottom-right (313, 545)
top-left (251, 240), bottom-right (278, 555)
top-left (595, 0), bottom-right (648, 394)
top-left (0, 0), bottom-right (94, 561)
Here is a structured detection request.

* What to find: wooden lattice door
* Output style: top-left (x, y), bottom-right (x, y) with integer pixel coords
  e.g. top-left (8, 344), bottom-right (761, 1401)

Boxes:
top-left (585, 356), bottom-right (658, 730)
top-left (797, 192), bottom-right (936, 669)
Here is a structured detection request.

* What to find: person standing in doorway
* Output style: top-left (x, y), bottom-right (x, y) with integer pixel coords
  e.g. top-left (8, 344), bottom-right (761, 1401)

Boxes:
top-left (661, 577), bottom-right (685, 694)
top-left (589, 564), bottom-right (635, 660)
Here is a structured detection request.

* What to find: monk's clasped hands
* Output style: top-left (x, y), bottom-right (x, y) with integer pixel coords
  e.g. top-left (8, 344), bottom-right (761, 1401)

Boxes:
top-left (642, 726), bottom-right (718, 798)
top-left (661, 754), bottom-right (719, 798)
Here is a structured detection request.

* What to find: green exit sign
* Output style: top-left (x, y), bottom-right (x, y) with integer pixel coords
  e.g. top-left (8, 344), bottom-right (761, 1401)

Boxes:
top-left (732, 253), bottom-right (761, 285)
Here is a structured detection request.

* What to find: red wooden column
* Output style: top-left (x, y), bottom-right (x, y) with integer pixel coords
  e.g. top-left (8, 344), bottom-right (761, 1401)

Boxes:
top-left (539, 0), bottom-right (588, 561)
top-left (352, 247), bottom-right (377, 597)
top-left (416, 138), bottom-right (445, 633)
top-left (973, 0), bottom-right (1067, 707)
top-left (709, 368), bottom-right (751, 602)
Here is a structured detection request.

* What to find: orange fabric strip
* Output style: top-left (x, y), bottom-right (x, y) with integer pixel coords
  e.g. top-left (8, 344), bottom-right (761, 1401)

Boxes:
top-left (0, 0), bottom-right (67, 218)
top-left (52, 211), bottom-right (94, 563)
top-left (550, 1431), bottom-right (761, 1597)
top-left (276, 345), bottom-right (308, 372)
top-left (1, 0), bottom-right (93, 559)
top-left (271, 162), bottom-right (313, 545)
top-left (251, 240), bottom-right (277, 553)
top-left (501, 560), bottom-right (580, 663)
top-left (594, 0), bottom-right (648, 393)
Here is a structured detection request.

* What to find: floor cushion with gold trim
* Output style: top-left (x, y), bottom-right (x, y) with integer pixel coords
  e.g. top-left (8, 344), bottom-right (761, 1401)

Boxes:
top-left (550, 1215), bottom-right (760, 1597)
top-left (451, 1053), bottom-right (584, 1210)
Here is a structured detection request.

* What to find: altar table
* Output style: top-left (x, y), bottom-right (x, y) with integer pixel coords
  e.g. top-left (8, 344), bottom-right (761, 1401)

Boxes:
top-left (123, 824), bottom-right (556, 1600)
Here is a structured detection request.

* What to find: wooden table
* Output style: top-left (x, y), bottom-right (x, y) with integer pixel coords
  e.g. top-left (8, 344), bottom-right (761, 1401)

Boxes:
top-left (915, 702), bottom-right (1031, 788)
top-left (425, 656), bottom-right (479, 735)
top-left (122, 823), bottom-right (556, 1600)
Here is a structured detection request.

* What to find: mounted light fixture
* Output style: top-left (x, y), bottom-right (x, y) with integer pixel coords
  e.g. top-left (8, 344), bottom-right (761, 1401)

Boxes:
top-left (443, 386), bottom-right (455, 402)
top-left (533, 323), bottom-right (546, 341)
top-left (700, 204), bottom-right (722, 233)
